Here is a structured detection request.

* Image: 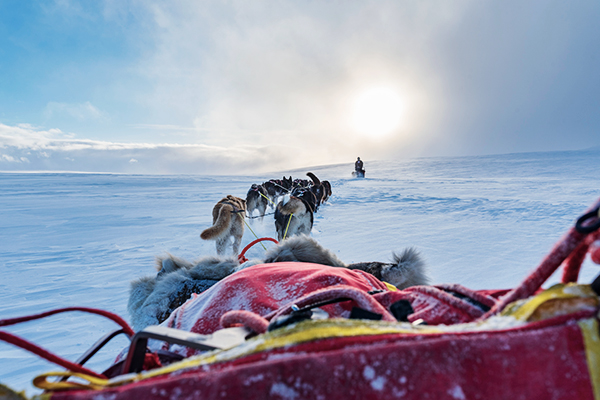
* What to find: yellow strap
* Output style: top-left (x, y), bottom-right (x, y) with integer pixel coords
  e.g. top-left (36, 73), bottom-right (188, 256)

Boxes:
top-left (579, 318), bottom-right (600, 400)
top-left (242, 219), bottom-right (267, 251)
top-left (258, 191), bottom-right (275, 206)
top-left (33, 371), bottom-right (117, 391)
top-left (143, 319), bottom-right (441, 380)
top-left (501, 283), bottom-right (598, 321)
top-left (37, 285), bottom-right (599, 393)
top-left (282, 213), bottom-right (293, 240)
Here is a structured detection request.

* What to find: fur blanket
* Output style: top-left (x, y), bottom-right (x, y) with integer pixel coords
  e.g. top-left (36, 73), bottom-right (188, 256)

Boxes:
top-left (128, 235), bottom-right (429, 331)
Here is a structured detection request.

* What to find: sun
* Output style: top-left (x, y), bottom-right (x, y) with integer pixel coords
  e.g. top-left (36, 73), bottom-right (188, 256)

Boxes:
top-left (351, 87), bottom-right (405, 137)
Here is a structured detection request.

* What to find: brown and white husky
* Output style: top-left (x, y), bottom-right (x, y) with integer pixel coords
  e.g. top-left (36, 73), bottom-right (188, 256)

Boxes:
top-left (200, 195), bottom-right (246, 255)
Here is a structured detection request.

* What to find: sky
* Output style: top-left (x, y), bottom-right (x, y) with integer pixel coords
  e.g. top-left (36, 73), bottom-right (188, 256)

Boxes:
top-left (1, 0), bottom-right (599, 174)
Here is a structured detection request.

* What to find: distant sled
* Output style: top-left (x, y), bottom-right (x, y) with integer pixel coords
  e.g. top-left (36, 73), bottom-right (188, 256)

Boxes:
top-left (352, 169), bottom-right (365, 178)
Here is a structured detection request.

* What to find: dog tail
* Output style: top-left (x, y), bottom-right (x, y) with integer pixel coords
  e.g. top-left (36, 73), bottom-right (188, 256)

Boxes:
top-left (306, 172), bottom-right (321, 185)
top-left (200, 205), bottom-right (232, 240)
top-left (382, 248), bottom-right (430, 290)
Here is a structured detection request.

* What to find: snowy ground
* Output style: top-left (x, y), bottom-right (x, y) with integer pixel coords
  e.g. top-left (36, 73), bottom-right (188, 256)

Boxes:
top-left (1, 149), bottom-right (600, 395)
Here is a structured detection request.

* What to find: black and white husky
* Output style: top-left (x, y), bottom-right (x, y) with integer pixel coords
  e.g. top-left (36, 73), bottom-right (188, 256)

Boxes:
top-left (274, 194), bottom-right (314, 241)
top-left (246, 184), bottom-right (269, 220)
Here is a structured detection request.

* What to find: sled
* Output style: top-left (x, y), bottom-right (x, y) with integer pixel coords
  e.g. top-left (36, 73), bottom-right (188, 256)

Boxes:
top-left (352, 169), bottom-right (365, 178)
top-left (2, 200), bottom-right (600, 399)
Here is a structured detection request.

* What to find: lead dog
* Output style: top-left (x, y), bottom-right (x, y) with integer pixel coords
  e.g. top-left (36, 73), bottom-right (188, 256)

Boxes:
top-left (200, 195), bottom-right (246, 255)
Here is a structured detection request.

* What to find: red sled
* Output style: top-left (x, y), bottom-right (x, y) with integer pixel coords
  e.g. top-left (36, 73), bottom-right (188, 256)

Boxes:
top-left (2, 199), bottom-right (600, 400)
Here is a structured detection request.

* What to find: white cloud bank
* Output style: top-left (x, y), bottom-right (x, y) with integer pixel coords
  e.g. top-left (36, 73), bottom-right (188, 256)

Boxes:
top-left (0, 122), bottom-right (299, 174)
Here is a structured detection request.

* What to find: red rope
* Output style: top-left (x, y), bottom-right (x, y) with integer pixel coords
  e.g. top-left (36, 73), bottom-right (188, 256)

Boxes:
top-left (268, 285), bottom-right (397, 322)
top-left (220, 310), bottom-right (269, 334)
top-left (237, 237), bottom-right (278, 263)
top-left (0, 307), bottom-right (135, 337)
top-left (481, 197), bottom-right (600, 319)
top-left (0, 331), bottom-right (107, 379)
top-left (561, 230), bottom-right (600, 283)
top-left (405, 286), bottom-right (485, 319)
top-left (591, 240), bottom-right (600, 264)
top-left (0, 307), bottom-right (135, 379)
top-left (434, 284), bottom-right (497, 309)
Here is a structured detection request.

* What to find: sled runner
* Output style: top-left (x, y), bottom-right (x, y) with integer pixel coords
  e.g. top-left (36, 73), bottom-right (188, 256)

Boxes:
top-left (2, 199), bottom-right (600, 399)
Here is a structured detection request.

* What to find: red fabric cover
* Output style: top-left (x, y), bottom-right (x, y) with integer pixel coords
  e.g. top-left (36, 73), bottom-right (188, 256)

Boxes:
top-left (51, 313), bottom-right (597, 400)
top-left (158, 262), bottom-right (507, 356)
top-left (160, 262), bottom-right (387, 355)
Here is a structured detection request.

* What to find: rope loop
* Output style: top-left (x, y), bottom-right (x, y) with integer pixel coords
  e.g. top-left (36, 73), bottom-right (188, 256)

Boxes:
top-left (575, 207), bottom-right (600, 234)
top-left (238, 237), bottom-right (279, 263)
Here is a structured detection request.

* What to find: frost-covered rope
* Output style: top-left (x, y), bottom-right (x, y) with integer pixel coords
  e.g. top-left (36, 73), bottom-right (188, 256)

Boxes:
top-left (268, 285), bottom-right (396, 322)
top-left (220, 310), bottom-right (269, 334)
top-left (481, 196), bottom-right (600, 319)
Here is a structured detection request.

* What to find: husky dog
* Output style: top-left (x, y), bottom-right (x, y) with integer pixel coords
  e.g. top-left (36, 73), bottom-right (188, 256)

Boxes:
top-left (274, 194), bottom-right (314, 241)
top-left (128, 235), bottom-right (430, 331)
top-left (306, 172), bottom-right (326, 208)
top-left (246, 184), bottom-right (269, 220)
top-left (263, 177), bottom-right (292, 205)
top-left (322, 180), bottom-right (332, 202)
top-left (200, 195), bottom-right (246, 255)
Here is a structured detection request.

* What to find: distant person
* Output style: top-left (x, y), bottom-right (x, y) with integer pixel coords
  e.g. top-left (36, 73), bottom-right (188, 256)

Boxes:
top-left (355, 157), bottom-right (363, 172)
top-left (354, 157), bottom-right (365, 177)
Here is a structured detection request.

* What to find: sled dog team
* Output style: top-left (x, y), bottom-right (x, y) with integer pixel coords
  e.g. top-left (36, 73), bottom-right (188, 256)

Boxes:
top-left (200, 172), bottom-right (332, 255)
top-left (132, 171), bottom-right (431, 330)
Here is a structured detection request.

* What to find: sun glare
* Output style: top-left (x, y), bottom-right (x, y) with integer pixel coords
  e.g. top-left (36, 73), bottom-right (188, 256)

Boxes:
top-left (351, 87), bottom-right (405, 137)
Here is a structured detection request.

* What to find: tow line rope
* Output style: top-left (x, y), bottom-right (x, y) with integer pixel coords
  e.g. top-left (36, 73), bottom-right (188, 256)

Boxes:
top-left (238, 237), bottom-right (279, 263)
top-left (258, 191), bottom-right (276, 206)
top-left (0, 307), bottom-right (135, 380)
top-left (283, 213), bottom-right (293, 241)
top-left (246, 212), bottom-right (275, 219)
top-left (242, 218), bottom-right (268, 251)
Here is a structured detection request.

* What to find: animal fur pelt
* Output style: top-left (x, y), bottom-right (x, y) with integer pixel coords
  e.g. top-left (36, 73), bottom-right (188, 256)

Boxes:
top-left (200, 195), bottom-right (246, 255)
top-left (128, 235), bottom-right (429, 331)
top-left (274, 194), bottom-right (314, 241)
top-left (346, 248), bottom-right (429, 290)
top-left (128, 254), bottom-right (240, 331)
top-left (257, 236), bottom-right (430, 290)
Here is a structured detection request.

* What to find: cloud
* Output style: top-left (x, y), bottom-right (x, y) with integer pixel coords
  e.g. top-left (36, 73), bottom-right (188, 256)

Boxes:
top-left (43, 101), bottom-right (108, 121)
top-left (131, 0), bottom-right (600, 159)
top-left (133, 1), bottom-right (458, 159)
top-left (0, 122), bottom-right (303, 174)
